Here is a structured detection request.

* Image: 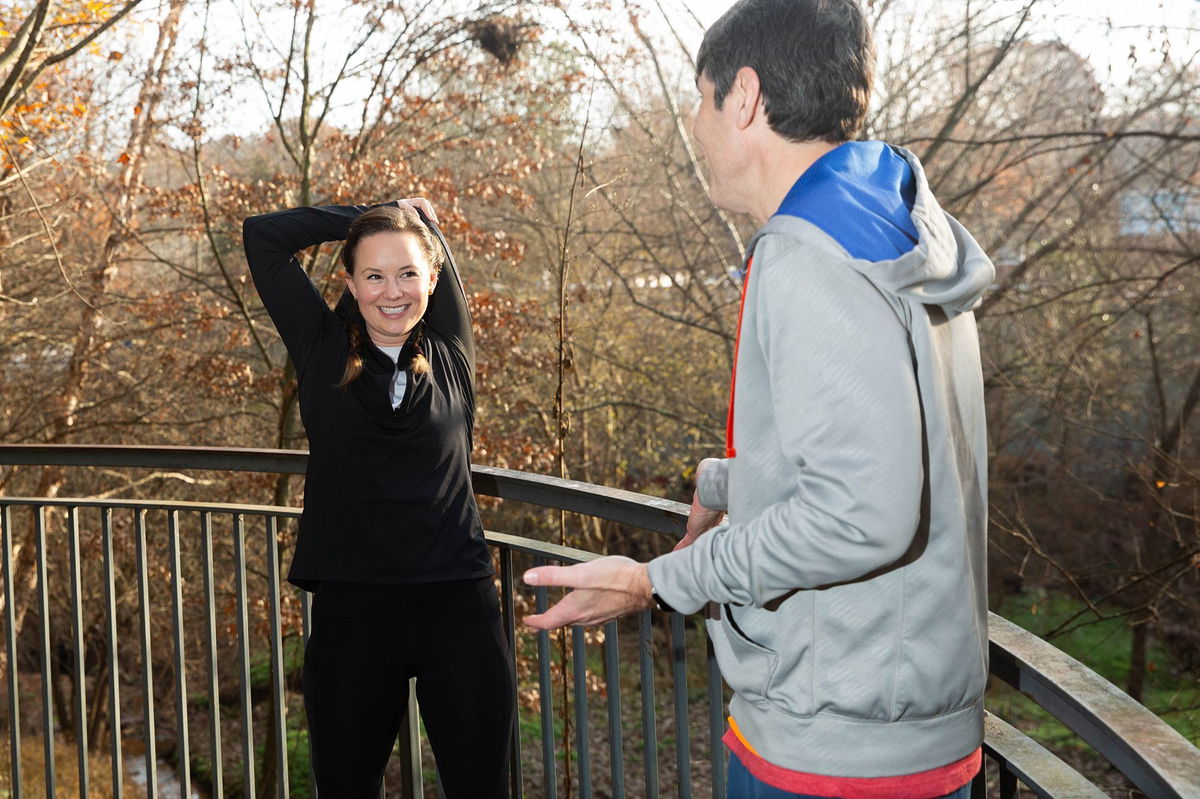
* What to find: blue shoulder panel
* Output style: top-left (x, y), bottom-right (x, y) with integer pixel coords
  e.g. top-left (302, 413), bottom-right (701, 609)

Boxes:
top-left (774, 141), bottom-right (918, 262)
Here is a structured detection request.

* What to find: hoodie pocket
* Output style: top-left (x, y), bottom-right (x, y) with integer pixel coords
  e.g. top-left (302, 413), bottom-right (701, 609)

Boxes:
top-left (708, 605), bottom-right (779, 702)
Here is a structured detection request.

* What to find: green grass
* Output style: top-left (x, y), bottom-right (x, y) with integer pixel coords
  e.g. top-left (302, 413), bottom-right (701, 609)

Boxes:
top-left (991, 589), bottom-right (1200, 747)
top-left (283, 721), bottom-right (313, 799)
top-left (249, 635), bottom-right (305, 692)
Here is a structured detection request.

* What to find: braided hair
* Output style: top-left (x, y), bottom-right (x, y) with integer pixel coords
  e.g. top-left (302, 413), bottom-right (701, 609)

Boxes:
top-left (408, 321), bottom-right (431, 375)
top-left (338, 205), bottom-right (444, 388)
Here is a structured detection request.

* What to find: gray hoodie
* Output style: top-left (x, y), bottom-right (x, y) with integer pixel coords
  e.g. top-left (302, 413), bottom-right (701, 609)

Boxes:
top-left (647, 148), bottom-right (994, 777)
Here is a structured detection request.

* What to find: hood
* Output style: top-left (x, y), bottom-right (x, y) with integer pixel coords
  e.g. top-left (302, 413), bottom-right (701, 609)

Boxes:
top-left (749, 146), bottom-right (994, 314)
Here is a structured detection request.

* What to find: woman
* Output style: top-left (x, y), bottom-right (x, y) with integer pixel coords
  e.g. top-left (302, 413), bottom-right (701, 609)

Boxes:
top-left (242, 200), bottom-right (513, 798)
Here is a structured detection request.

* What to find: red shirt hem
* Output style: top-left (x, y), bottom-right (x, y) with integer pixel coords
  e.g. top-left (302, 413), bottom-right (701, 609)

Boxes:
top-left (724, 727), bottom-right (980, 799)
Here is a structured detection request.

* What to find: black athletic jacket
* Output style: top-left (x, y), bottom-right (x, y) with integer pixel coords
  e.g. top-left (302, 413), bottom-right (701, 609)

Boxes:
top-left (242, 204), bottom-right (492, 590)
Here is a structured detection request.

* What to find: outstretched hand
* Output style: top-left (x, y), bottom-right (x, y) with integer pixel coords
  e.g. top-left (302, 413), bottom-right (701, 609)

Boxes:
top-left (522, 556), bottom-right (654, 630)
top-left (396, 197), bottom-right (439, 224)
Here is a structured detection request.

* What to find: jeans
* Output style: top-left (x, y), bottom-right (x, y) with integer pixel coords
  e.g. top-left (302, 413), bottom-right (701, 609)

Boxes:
top-left (727, 750), bottom-right (975, 799)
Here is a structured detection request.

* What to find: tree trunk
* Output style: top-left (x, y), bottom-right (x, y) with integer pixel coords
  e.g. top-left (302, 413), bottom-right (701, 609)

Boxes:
top-left (0, 0), bottom-right (187, 727)
top-left (1128, 615), bottom-right (1149, 702)
top-left (87, 660), bottom-right (111, 752)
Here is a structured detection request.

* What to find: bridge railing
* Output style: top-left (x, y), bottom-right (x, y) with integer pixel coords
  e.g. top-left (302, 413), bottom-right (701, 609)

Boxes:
top-left (0, 444), bottom-right (1198, 799)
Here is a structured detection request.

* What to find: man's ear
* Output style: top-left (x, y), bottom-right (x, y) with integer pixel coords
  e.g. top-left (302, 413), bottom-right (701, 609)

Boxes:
top-left (731, 66), bottom-right (763, 130)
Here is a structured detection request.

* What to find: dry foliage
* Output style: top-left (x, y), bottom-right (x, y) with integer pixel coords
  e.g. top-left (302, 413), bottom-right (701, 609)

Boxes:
top-left (0, 0), bottom-right (1198, 791)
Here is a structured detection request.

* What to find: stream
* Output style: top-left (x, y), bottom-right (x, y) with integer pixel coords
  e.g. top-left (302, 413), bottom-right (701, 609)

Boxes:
top-left (122, 747), bottom-right (203, 799)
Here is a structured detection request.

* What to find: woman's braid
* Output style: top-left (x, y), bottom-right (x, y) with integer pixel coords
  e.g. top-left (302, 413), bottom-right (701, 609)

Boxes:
top-left (338, 319), bottom-right (366, 388)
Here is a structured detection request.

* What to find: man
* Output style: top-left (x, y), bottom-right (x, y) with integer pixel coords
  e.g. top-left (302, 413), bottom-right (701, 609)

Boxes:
top-left (524, 0), bottom-right (993, 795)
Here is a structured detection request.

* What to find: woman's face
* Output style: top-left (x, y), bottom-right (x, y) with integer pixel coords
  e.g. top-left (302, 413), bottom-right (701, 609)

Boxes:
top-left (345, 231), bottom-right (438, 348)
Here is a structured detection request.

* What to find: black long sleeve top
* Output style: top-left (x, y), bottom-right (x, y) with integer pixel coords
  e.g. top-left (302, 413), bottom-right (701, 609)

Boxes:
top-left (242, 204), bottom-right (492, 590)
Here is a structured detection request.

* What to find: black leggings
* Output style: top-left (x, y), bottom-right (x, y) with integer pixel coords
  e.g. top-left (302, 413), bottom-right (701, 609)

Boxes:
top-left (302, 577), bottom-right (515, 798)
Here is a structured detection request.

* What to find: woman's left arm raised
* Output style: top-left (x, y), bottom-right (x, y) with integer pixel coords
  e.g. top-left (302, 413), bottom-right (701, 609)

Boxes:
top-left (419, 212), bottom-right (476, 383)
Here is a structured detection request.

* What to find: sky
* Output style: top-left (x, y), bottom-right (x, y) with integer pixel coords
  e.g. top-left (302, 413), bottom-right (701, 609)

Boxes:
top-left (104, 0), bottom-right (1200, 146)
top-left (682, 0), bottom-right (1200, 89)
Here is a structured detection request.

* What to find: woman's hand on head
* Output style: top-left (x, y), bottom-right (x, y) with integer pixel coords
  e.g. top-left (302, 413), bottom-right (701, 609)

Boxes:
top-left (396, 198), bottom-right (438, 225)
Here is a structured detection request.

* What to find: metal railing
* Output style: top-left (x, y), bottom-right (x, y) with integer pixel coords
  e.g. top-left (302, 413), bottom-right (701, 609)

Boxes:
top-left (1, 444), bottom-right (1198, 799)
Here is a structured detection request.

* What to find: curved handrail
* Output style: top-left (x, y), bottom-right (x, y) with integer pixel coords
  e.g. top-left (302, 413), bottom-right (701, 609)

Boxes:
top-left (0, 443), bottom-right (690, 536)
top-left (989, 614), bottom-right (1200, 797)
top-left (982, 712), bottom-right (1107, 799)
top-left (0, 495), bottom-right (603, 566)
top-left (2, 443), bottom-right (1198, 797)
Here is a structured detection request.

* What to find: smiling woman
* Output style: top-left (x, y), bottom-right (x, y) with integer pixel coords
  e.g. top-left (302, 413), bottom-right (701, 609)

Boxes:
top-left (338, 206), bottom-right (444, 387)
top-left (345, 229), bottom-right (438, 347)
top-left (240, 200), bottom-right (514, 798)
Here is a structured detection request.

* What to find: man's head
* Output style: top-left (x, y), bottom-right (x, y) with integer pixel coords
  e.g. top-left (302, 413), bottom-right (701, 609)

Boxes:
top-left (696, 0), bottom-right (875, 144)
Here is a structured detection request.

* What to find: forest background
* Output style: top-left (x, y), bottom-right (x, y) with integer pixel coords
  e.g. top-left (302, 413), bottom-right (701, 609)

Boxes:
top-left (1, 0), bottom-right (1199, 792)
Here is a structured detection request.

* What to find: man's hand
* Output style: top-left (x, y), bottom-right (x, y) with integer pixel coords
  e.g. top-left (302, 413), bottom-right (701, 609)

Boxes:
top-left (396, 197), bottom-right (439, 224)
top-left (675, 458), bottom-right (724, 551)
top-left (522, 556), bottom-right (654, 630)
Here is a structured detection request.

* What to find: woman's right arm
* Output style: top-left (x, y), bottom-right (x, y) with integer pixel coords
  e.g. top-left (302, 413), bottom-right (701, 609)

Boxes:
top-left (242, 205), bottom-right (373, 371)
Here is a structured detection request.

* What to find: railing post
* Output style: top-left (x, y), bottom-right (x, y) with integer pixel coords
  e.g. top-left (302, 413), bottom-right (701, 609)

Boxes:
top-left (300, 590), bottom-right (314, 795)
top-left (233, 514), bottom-right (257, 799)
top-left (706, 634), bottom-right (726, 799)
top-left (998, 761), bottom-right (1019, 799)
top-left (669, 612), bottom-right (691, 799)
top-left (101, 508), bottom-right (124, 799)
top-left (265, 516), bottom-right (290, 799)
top-left (499, 548), bottom-right (523, 799)
top-left (168, 510), bottom-right (192, 799)
top-left (603, 621), bottom-right (624, 799)
top-left (397, 679), bottom-right (422, 799)
top-left (200, 511), bottom-right (224, 798)
top-left (35, 505), bottom-right (57, 796)
top-left (67, 506), bottom-right (90, 797)
top-left (1, 505), bottom-right (23, 796)
top-left (638, 611), bottom-right (659, 799)
top-left (534, 557), bottom-right (557, 799)
top-left (571, 624), bottom-right (592, 798)
top-left (135, 508), bottom-right (159, 799)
